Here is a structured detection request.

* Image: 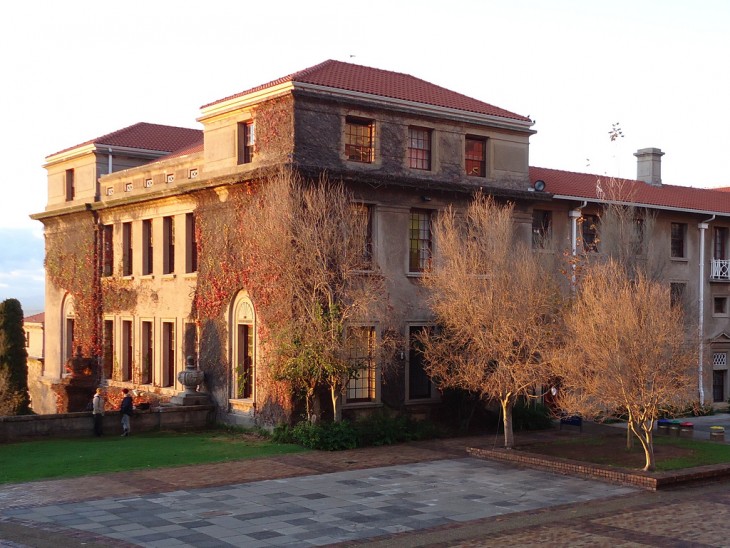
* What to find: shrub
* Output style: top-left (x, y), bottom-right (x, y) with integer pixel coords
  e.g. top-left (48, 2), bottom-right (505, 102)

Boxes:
top-left (353, 412), bottom-right (441, 446)
top-left (273, 413), bottom-right (442, 451)
top-left (287, 421), bottom-right (358, 451)
top-left (511, 401), bottom-right (553, 431)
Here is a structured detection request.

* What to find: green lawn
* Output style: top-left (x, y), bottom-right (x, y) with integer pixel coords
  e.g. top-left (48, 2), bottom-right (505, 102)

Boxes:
top-left (0, 429), bottom-right (307, 484)
top-left (654, 436), bottom-right (730, 470)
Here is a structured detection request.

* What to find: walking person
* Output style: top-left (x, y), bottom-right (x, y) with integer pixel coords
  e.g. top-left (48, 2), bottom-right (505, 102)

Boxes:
top-left (120, 388), bottom-right (133, 436)
top-left (92, 388), bottom-right (104, 437)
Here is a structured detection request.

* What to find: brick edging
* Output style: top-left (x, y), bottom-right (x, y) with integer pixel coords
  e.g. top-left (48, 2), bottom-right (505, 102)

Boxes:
top-left (466, 447), bottom-right (730, 490)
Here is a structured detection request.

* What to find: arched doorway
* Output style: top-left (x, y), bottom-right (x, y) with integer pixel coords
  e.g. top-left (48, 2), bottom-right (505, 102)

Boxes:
top-left (230, 292), bottom-right (255, 401)
top-left (61, 294), bottom-right (76, 376)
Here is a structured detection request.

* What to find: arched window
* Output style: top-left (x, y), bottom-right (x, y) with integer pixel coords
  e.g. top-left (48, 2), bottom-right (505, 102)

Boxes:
top-left (230, 292), bottom-right (255, 400)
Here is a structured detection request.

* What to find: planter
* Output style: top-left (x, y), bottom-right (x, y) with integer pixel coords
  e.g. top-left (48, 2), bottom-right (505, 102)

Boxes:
top-left (710, 426), bottom-right (725, 442)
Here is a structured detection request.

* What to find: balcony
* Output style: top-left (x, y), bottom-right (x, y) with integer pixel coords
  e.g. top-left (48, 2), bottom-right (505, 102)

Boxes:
top-left (711, 259), bottom-right (730, 281)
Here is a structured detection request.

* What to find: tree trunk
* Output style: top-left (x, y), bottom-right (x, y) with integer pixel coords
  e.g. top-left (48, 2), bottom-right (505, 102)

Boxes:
top-left (629, 419), bottom-right (655, 471)
top-left (330, 385), bottom-right (342, 422)
top-left (501, 398), bottom-right (514, 449)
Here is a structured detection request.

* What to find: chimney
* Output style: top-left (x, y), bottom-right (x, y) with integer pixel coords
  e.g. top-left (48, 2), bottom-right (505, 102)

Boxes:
top-left (634, 147), bottom-right (664, 186)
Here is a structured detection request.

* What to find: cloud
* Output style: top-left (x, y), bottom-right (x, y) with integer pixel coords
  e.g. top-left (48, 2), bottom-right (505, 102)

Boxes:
top-left (0, 227), bottom-right (45, 314)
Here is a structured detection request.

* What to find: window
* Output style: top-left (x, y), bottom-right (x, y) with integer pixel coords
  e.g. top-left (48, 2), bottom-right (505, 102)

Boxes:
top-left (142, 219), bottom-right (153, 275)
top-left (102, 225), bottom-right (113, 277)
top-left (714, 297), bottom-right (729, 316)
top-left (346, 326), bottom-right (376, 403)
top-left (670, 282), bottom-right (686, 308)
top-left (24, 330), bottom-right (29, 348)
top-left (408, 127), bottom-right (431, 170)
top-left (185, 213), bottom-right (198, 273)
top-left (714, 227), bottom-right (728, 260)
top-left (409, 209), bottom-right (432, 273)
top-left (532, 210), bottom-right (552, 249)
top-left (345, 117), bottom-right (375, 163)
top-left (238, 121), bottom-right (255, 164)
top-left (122, 222), bottom-right (132, 276)
top-left (465, 136), bottom-right (486, 177)
top-left (581, 215), bottom-right (599, 252)
top-left (352, 204), bottom-right (373, 269)
top-left (162, 321), bottom-right (175, 387)
top-left (102, 320), bottom-right (114, 379)
top-left (121, 320), bottom-right (133, 381)
top-left (65, 169), bottom-right (75, 201)
top-left (670, 222), bottom-right (687, 258)
top-left (184, 322), bottom-right (198, 365)
top-left (408, 326), bottom-right (433, 400)
top-left (163, 216), bottom-right (175, 275)
top-left (141, 321), bottom-right (153, 384)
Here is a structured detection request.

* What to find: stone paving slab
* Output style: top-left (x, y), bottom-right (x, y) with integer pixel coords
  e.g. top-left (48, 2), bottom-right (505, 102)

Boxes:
top-left (1, 458), bottom-right (635, 547)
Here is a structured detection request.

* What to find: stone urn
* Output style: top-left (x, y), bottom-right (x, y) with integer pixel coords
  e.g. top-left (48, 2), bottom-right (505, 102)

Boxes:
top-left (171, 356), bottom-right (209, 405)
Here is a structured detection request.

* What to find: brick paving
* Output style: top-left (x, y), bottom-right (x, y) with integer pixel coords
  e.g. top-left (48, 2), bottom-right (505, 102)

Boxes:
top-left (2, 430), bottom-right (730, 547)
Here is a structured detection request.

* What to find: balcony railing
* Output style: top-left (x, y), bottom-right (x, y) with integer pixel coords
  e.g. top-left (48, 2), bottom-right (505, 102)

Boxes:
top-left (711, 259), bottom-right (730, 280)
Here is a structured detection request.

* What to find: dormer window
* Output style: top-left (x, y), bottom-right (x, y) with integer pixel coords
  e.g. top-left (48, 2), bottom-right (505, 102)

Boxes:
top-left (345, 117), bottom-right (375, 163)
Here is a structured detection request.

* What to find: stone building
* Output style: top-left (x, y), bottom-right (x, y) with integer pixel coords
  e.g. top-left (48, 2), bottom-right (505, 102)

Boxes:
top-left (30, 60), bottom-right (730, 421)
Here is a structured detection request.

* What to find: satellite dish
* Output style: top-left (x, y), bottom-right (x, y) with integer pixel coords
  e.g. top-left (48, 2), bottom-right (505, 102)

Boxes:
top-left (534, 180), bottom-right (546, 192)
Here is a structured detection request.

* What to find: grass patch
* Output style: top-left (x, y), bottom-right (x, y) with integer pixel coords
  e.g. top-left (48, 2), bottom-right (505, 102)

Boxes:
top-left (521, 432), bottom-right (730, 472)
top-left (653, 436), bottom-right (730, 470)
top-left (0, 429), bottom-right (307, 484)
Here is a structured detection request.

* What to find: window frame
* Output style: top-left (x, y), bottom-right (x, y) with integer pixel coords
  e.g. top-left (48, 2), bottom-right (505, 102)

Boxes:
top-left (714, 296), bottom-right (729, 317)
top-left (532, 209), bottom-right (552, 249)
top-left (465, 136), bottom-right (486, 177)
top-left (346, 325), bottom-right (377, 404)
top-left (409, 209), bottom-right (433, 273)
top-left (670, 222), bottom-right (687, 259)
top-left (122, 222), bottom-right (133, 277)
top-left (163, 215), bottom-right (175, 275)
top-left (142, 219), bottom-right (153, 276)
top-left (345, 116), bottom-right (375, 163)
top-left (408, 126), bottom-right (432, 171)
top-left (581, 214), bottom-right (599, 253)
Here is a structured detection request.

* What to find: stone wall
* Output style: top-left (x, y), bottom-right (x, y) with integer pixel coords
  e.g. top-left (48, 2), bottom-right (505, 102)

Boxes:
top-left (0, 405), bottom-right (215, 443)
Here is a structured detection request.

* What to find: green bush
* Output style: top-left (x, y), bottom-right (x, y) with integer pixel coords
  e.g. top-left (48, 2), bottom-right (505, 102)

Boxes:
top-left (511, 401), bottom-right (553, 431)
top-left (285, 421), bottom-right (358, 451)
top-left (273, 413), bottom-right (441, 451)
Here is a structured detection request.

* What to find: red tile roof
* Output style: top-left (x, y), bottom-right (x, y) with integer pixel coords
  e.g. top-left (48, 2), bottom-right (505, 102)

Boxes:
top-left (48, 123), bottom-right (203, 159)
top-left (203, 60), bottom-right (531, 122)
top-left (24, 312), bottom-right (45, 324)
top-left (530, 166), bottom-right (730, 215)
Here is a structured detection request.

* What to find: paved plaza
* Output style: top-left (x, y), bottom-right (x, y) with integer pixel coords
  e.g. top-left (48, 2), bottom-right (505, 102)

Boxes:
top-left (3, 429), bottom-right (730, 547)
top-left (0, 458), bottom-right (635, 547)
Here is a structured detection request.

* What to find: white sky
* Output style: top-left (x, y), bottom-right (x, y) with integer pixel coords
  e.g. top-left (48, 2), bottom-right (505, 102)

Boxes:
top-left (0, 0), bottom-right (728, 313)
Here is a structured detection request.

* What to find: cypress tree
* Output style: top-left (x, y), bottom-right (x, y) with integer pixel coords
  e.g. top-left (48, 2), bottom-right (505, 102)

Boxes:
top-left (0, 299), bottom-right (30, 414)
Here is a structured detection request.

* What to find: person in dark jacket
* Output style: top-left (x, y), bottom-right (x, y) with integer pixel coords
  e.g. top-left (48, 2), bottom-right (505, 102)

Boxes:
top-left (120, 388), bottom-right (133, 437)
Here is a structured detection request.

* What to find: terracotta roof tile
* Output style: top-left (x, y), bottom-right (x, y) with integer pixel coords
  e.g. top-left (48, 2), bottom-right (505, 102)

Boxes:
top-left (530, 166), bottom-right (730, 215)
top-left (24, 312), bottom-right (45, 324)
top-left (48, 122), bottom-right (202, 159)
top-left (203, 60), bottom-right (530, 122)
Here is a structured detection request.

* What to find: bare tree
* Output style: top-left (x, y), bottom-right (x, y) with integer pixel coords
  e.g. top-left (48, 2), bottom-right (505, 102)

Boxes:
top-left (555, 260), bottom-right (695, 471)
top-left (244, 170), bottom-right (390, 421)
top-left (420, 194), bottom-right (562, 448)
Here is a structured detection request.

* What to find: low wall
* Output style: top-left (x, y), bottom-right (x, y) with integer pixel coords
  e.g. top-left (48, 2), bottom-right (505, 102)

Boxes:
top-left (0, 405), bottom-right (216, 443)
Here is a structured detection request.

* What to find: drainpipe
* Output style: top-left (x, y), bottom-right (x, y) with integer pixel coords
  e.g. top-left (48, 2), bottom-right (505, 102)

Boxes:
top-left (698, 215), bottom-right (715, 406)
top-left (108, 148), bottom-right (113, 175)
top-left (569, 202), bottom-right (587, 288)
